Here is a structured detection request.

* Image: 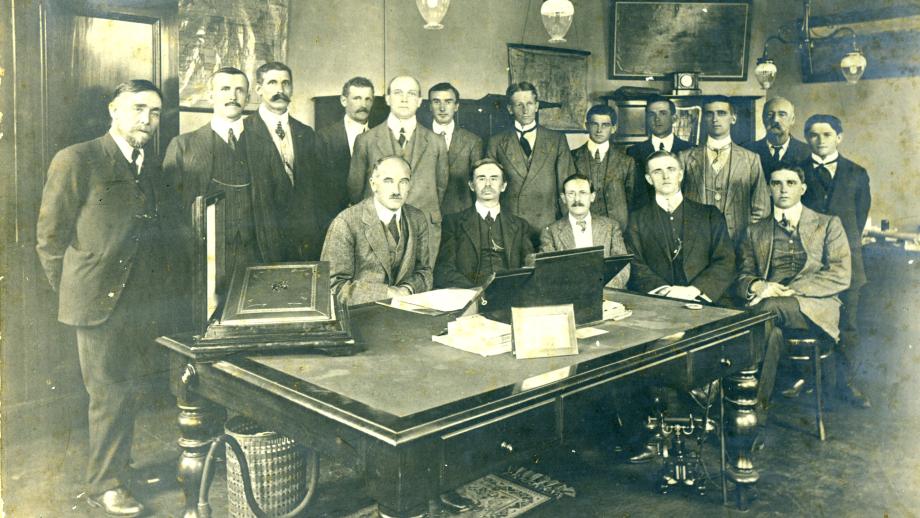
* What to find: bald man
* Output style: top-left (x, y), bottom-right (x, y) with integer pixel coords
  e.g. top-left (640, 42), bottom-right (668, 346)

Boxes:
top-left (347, 75), bottom-right (449, 266)
top-left (744, 97), bottom-right (811, 178)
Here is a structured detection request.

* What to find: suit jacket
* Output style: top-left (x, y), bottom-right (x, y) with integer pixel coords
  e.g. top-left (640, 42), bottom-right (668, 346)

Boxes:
top-left (435, 207), bottom-right (533, 289)
top-left (679, 143), bottom-right (771, 243)
top-left (571, 143), bottom-right (639, 231)
top-left (736, 206), bottom-right (851, 340)
top-left (439, 126), bottom-right (483, 216)
top-left (744, 137), bottom-right (811, 179)
top-left (802, 155), bottom-right (871, 288)
top-left (36, 133), bottom-right (166, 326)
top-left (627, 135), bottom-right (693, 208)
top-left (486, 127), bottom-right (576, 240)
top-left (243, 112), bottom-right (327, 260)
top-left (321, 198), bottom-right (432, 306)
top-left (625, 199), bottom-right (735, 302)
top-left (315, 118), bottom-right (353, 219)
top-left (347, 122), bottom-right (449, 225)
top-left (540, 215), bottom-right (630, 289)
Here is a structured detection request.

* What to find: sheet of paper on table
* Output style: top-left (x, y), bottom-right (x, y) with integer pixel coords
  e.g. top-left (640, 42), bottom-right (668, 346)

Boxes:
top-left (390, 288), bottom-right (479, 313)
top-left (432, 314), bottom-right (512, 357)
top-left (603, 300), bottom-right (632, 321)
top-left (575, 327), bottom-right (608, 339)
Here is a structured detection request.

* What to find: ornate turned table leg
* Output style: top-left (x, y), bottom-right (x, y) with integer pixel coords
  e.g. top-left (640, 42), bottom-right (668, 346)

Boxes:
top-left (176, 364), bottom-right (221, 518)
top-left (724, 365), bottom-right (760, 510)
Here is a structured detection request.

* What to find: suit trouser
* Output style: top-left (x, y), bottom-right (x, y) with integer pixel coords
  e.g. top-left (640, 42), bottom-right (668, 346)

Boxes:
top-left (74, 273), bottom-right (160, 494)
top-left (836, 287), bottom-right (862, 383)
top-left (752, 297), bottom-right (813, 411)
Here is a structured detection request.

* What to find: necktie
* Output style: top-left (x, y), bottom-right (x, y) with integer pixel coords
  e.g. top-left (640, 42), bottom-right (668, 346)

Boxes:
top-left (275, 121), bottom-right (286, 140)
top-left (228, 128), bottom-right (237, 150)
top-left (576, 219), bottom-right (587, 232)
top-left (387, 214), bottom-right (400, 244)
top-left (518, 126), bottom-right (536, 157)
top-left (771, 145), bottom-right (782, 159)
top-left (398, 128), bottom-right (407, 149)
top-left (780, 212), bottom-right (793, 231)
top-left (594, 149), bottom-right (601, 162)
top-left (658, 142), bottom-right (665, 151)
top-left (440, 131), bottom-right (449, 150)
top-left (814, 158), bottom-right (837, 187)
top-left (130, 148), bottom-right (141, 176)
top-left (710, 145), bottom-right (728, 172)
top-left (484, 212), bottom-right (494, 226)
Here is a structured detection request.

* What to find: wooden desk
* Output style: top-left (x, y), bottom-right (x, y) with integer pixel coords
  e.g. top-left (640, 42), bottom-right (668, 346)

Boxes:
top-left (158, 291), bottom-right (771, 517)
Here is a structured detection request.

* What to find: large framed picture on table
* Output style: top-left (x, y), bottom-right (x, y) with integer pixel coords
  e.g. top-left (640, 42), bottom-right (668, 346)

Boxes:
top-left (608, 1), bottom-right (753, 81)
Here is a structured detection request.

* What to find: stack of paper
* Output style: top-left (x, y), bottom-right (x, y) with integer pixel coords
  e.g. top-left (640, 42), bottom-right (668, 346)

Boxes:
top-left (432, 314), bottom-right (512, 357)
top-left (390, 288), bottom-right (478, 313)
top-left (603, 300), bottom-right (632, 321)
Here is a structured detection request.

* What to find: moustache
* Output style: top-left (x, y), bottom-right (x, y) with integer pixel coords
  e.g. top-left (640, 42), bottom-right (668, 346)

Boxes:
top-left (271, 92), bottom-right (291, 102)
top-left (356, 108), bottom-right (369, 114)
top-left (571, 202), bottom-right (585, 207)
top-left (389, 194), bottom-right (402, 200)
top-left (224, 101), bottom-right (241, 107)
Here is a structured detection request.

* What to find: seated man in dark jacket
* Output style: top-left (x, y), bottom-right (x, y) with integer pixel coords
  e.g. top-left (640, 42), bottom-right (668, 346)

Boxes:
top-left (435, 158), bottom-right (533, 288)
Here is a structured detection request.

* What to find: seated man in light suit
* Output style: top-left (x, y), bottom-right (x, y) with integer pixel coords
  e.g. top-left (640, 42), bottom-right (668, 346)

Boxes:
top-left (322, 156), bottom-right (431, 306)
top-left (540, 173), bottom-right (630, 288)
top-left (625, 150), bottom-right (735, 304)
top-left (435, 158), bottom-right (533, 289)
top-left (736, 166), bottom-right (851, 414)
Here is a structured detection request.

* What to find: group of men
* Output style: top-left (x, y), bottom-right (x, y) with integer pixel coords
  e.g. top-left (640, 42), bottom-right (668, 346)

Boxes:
top-left (35, 58), bottom-right (870, 515)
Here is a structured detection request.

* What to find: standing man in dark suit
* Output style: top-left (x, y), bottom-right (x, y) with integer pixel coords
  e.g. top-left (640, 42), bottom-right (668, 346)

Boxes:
top-left (627, 95), bottom-right (692, 207)
top-left (571, 104), bottom-right (639, 231)
top-left (801, 114), bottom-right (872, 407)
top-left (680, 96), bottom-right (770, 244)
top-left (348, 75), bottom-right (449, 266)
top-left (428, 82), bottom-right (483, 216)
top-left (36, 80), bottom-right (166, 517)
top-left (736, 166), bottom-right (851, 414)
top-left (316, 76), bottom-right (375, 218)
top-left (243, 61), bottom-right (326, 260)
top-left (744, 97), bottom-right (811, 178)
top-left (487, 82), bottom-right (576, 245)
top-left (626, 151), bottom-right (735, 304)
top-left (540, 173), bottom-right (630, 288)
top-left (322, 156), bottom-right (432, 306)
top-left (435, 159), bottom-right (533, 289)
top-left (164, 67), bottom-right (283, 279)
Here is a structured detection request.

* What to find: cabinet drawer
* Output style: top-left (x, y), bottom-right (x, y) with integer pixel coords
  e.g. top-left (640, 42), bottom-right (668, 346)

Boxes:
top-left (440, 400), bottom-right (558, 485)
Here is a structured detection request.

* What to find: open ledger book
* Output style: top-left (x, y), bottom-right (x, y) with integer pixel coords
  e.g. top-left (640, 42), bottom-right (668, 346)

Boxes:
top-left (432, 314), bottom-right (512, 357)
top-left (388, 288), bottom-right (480, 314)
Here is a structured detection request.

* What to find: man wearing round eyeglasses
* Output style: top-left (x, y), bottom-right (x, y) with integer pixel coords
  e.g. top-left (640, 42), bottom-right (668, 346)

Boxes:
top-left (540, 173), bottom-right (630, 288)
top-left (348, 75), bottom-right (449, 266)
top-left (434, 158), bottom-right (533, 288)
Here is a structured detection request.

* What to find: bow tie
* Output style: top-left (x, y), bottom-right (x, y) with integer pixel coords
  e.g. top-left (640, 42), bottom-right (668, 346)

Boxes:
top-left (814, 157), bottom-right (838, 167)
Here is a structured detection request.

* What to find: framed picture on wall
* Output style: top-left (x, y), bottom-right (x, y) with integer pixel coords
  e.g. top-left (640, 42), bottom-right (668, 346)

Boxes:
top-left (608, 1), bottom-right (753, 80)
top-left (508, 44), bottom-right (591, 132)
top-left (178, 0), bottom-right (290, 110)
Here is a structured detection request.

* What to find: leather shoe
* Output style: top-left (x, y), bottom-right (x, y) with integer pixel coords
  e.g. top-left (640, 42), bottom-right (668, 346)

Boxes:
top-left (439, 490), bottom-right (477, 513)
top-left (87, 487), bottom-right (144, 517)
top-left (840, 382), bottom-right (871, 408)
top-left (781, 379), bottom-right (806, 399)
top-left (628, 442), bottom-right (659, 464)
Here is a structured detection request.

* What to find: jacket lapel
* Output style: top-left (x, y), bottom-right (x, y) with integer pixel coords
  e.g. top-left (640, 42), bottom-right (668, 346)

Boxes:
top-left (681, 201), bottom-right (700, 261)
top-left (460, 208), bottom-right (483, 258)
top-left (373, 125), bottom-right (397, 158)
top-left (409, 128), bottom-right (429, 172)
top-left (558, 220), bottom-right (576, 250)
top-left (722, 143), bottom-right (743, 208)
top-left (501, 132), bottom-right (529, 181)
top-left (753, 219), bottom-right (774, 278)
top-left (793, 208), bottom-right (822, 279)
top-left (361, 200), bottom-right (393, 283)
top-left (682, 148), bottom-right (705, 198)
top-left (527, 127), bottom-right (552, 178)
top-left (498, 212), bottom-right (518, 266)
top-left (591, 217), bottom-right (610, 253)
top-left (394, 212), bottom-right (415, 284)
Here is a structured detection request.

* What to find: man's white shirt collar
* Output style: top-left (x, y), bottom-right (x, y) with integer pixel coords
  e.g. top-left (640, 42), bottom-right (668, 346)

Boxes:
top-left (773, 203), bottom-right (804, 228)
top-left (586, 139), bottom-right (610, 159)
top-left (568, 212), bottom-right (592, 229)
top-left (475, 201), bottom-right (501, 219)
top-left (343, 115), bottom-right (368, 155)
top-left (109, 129), bottom-right (144, 170)
top-left (707, 135), bottom-right (733, 150)
top-left (651, 133), bottom-right (675, 152)
top-left (812, 151), bottom-right (839, 165)
top-left (373, 198), bottom-right (402, 225)
top-left (211, 117), bottom-right (245, 144)
top-left (387, 113), bottom-right (417, 139)
top-left (655, 192), bottom-right (684, 213)
top-left (514, 121), bottom-right (537, 133)
top-left (767, 136), bottom-right (790, 155)
top-left (432, 120), bottom-right (455, 137)
top-left (259, 105), bottom-right (289, 129)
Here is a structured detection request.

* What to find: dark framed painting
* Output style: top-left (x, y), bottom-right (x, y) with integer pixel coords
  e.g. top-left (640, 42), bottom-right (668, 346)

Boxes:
top-left (178, 0), bottom-right (289, 110)
top-left (508, 44), bottom-right (591, 132)
top-left (608, 0), bottom-right (753, 81)
top-left (801, 4), bottom-right (920, 84)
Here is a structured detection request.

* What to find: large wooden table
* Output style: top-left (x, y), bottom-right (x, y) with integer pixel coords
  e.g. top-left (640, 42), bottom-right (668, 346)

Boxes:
top-left (158, 290), bottom-right (771, 517)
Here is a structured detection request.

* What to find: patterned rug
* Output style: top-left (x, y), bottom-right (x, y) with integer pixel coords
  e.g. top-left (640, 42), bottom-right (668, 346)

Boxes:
top-left (342, 469), bottom-right (572, 518)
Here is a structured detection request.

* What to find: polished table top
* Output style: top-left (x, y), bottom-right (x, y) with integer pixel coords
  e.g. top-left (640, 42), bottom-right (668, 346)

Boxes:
top-left (170, 290), bottom-right (755, 443)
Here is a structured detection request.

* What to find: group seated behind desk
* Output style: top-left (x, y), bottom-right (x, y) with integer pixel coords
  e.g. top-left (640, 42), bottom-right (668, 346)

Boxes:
top-left (159, 290), bottom-right (771, 517)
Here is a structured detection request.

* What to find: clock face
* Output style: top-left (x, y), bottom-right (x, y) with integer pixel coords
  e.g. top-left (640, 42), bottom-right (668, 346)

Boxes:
top-left (679, 74), bottom-right (695, 88)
